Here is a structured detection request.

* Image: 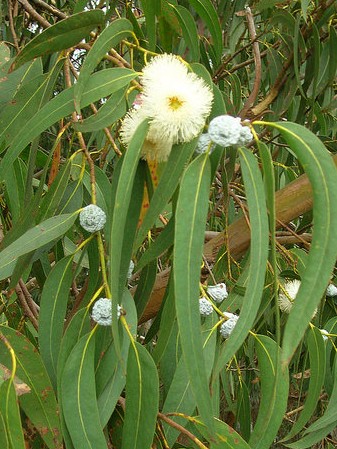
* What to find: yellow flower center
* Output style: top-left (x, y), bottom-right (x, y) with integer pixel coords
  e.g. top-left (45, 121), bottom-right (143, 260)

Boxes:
top-left (168, 96), bottom-right (184, 110)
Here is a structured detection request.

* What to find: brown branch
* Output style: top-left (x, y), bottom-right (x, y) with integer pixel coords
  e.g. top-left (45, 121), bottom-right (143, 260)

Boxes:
top-left (137, 153), bottom-right (337, 324)
top-left (30, 0), bottom-right (67, 19)
top-left (15, 282), bottom-right (39, 331)
top-left (18, 0), bottom-right (51, 28)
top-left (157, 413), bottom-right (208, 449)
top-left (239, 7), bottom-right (262, 118)
top-left (8, 0), bottom-right (20, 52)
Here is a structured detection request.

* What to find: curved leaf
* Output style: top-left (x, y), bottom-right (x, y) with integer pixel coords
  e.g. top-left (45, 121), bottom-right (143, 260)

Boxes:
top-left (135, 139), bottom-right (197, 249)
top-left (61, 331), bottom-right (107, 449)
top-left (0, 68), bottom-right (137, 177)
top-left (39, 256), bottom-right (74, 390)
top-left (0, 327), bottom-right (61, 449)
top-left (14, 10), bottom-right (105, 69)
top-left (188, 0), bottom-right (222, 62)
top-left (74, 18), bottom-right (133, 112)
top-left (121, 341), bottom-right (159, 449)
top-left (214, 147), bottom-right (269, 374)
top-left (170, 5), bottom-right (200, 61)
top-left (249, 335), bottom-right (289, 449)
top-left (0, 212), bottom-right (78, 280)
top-left (259, 122), bottom-right (337, 366)
top-left (173, 153), bottom-right (214, 435)
top-left (282, 326), bottom-right (326, 441)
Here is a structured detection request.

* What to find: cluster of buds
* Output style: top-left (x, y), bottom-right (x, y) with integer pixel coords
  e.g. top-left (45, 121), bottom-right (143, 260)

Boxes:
top-left (196, 114), bottom-right (253, 155)
top-left (198, 282), bottom-right (238, 339)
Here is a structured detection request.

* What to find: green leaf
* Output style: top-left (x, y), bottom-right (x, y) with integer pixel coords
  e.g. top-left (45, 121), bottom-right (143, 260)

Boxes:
top-left (14, 10), bottom-right (105, 69)
top-left (0, 68), bottom-right (137, 177)
top-left (195, 416), bottom-right (252, 449)
top-left (285, 358), bottom-right (337, 448)
top-left (108, 119), bottom-right (149, 345)
top-left (0, 59), bottom-right (42, 107)
top-left (56, 308), bottom-right (91, 449)
top-left (169, 5), bottom-right (200, 61)
top-left (162, 315), bottom-right (217, 446)
top-left (61, 331), bottom-right (107, 449)
top-left (135, 139), bottom-right (197, 249)
top-left (133, 259), bottom-right (157, 318)
top-left (263, 122), bottom-right (337, 366)
top-left (282, 326), bottom-right (326, 442)
top-left (74, 18), bottom-right (133, 112)
top-left (136, 218), bottom-right (174, 272)
top-left (0, 212), bottom-right (78, 280)
top-left (39, 256), bottom-right (74, 390)
top-left (188, 0), bottom-right (222, 63)
top-left (0, 411), bottom-right (9, 449)
top-left (0, 381), bottom-right (25, 449)
top-left (173, 153), bottom-right (215, 435)
top-left (249, 335), bottom-right (289, 449)
top-left (38, 159), bottom-right (72, 220)
top-left (121, 341), bottom-right (159, 449)
top-left (97, 289), bottom-right (137, 427)
top-left (0, 327), bottom-right (61, 449)
top-left (140, 0), bottom-right (158, 51)
top-left (74, 88), bottom-right (127, 132)
top-left (214, 148), bottom-right (269, 374)
top-left (0, 57), bottom-right (63, 146)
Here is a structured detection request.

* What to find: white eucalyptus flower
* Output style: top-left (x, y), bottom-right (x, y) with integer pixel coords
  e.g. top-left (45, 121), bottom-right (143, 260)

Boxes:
top-left (278, 279), bottom-right (318, 317)
top-left (79, 204), bottom-right (106, 233)
top-left (91, 298), bottom-right (122, 326)
top-left (278, 279), bottom-right (301, 313)
top-left (120, 53), bottom-right (213, 161)
top-left (220, 313), bottom-right (239, 338)
top-left (208, 115), bottom-right (252, 147)
top-left (207, 283), bottom-right (228, 303)
top-left (120, 108), bottom-right (173, 162)
top-left (199, 297), bottom-right (213, 316)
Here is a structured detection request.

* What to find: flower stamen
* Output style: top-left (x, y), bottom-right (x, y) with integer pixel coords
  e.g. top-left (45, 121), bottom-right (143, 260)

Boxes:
top-left (168, 96), bottom-right (184, 110)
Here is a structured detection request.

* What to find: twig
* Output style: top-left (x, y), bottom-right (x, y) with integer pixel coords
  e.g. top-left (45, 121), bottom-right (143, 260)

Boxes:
top-left (18, 0), bottom-right (51, 28)
top-left (15, 283), bottom-right (39, 331)
top-left (157, 412), bottom-right (208, 449)
top-left (30, 0), bottom-right (67, 19)
top-left (68, 59), bottom-right (123, 157)
top-left (64, 57), bottom-right (97, 204)
top-left (239, 7), bottom-right (262, 118)
top-left (8, 0), bottom-right (20, 52)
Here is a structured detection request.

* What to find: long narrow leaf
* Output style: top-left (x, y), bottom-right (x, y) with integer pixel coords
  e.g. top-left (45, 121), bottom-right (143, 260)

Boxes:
top-left (61, 331), bottom-right (107, 449)
top-left (259, 122), bottom-right (337, 366)
top-left (74, 18), bottom-right (133, 112)
top-left (121, 341), bottom-right (159, 449)
top-left (214, 147), bottom-right (269, 375)
top-left (173, 153), bottom-right (214, 435)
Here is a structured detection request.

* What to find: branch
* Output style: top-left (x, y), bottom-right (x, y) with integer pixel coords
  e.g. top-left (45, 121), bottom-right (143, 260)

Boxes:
top-left (18, 0), bottom-right (51, 28)
top-left (239, 7), bottom-right (262, 118)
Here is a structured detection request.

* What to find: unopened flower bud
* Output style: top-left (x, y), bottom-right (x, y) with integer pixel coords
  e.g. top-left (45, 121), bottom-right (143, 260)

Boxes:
top-left (220, 313), bottom-right (239, 338)
top-left (199, 297), bottom-right (213, 316)
top-left (208, 115), bottom-right (252, 147)
top-left (79, 204), bottom-right (106, 233)
top-left (91, 298), bottom-right (122, 326)
top-left (195, 133), bottom-right (215, 154)
top-left (207, 283), bottom-right (228, 303)
top-left (326, 284), bottom-right (337, 297)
